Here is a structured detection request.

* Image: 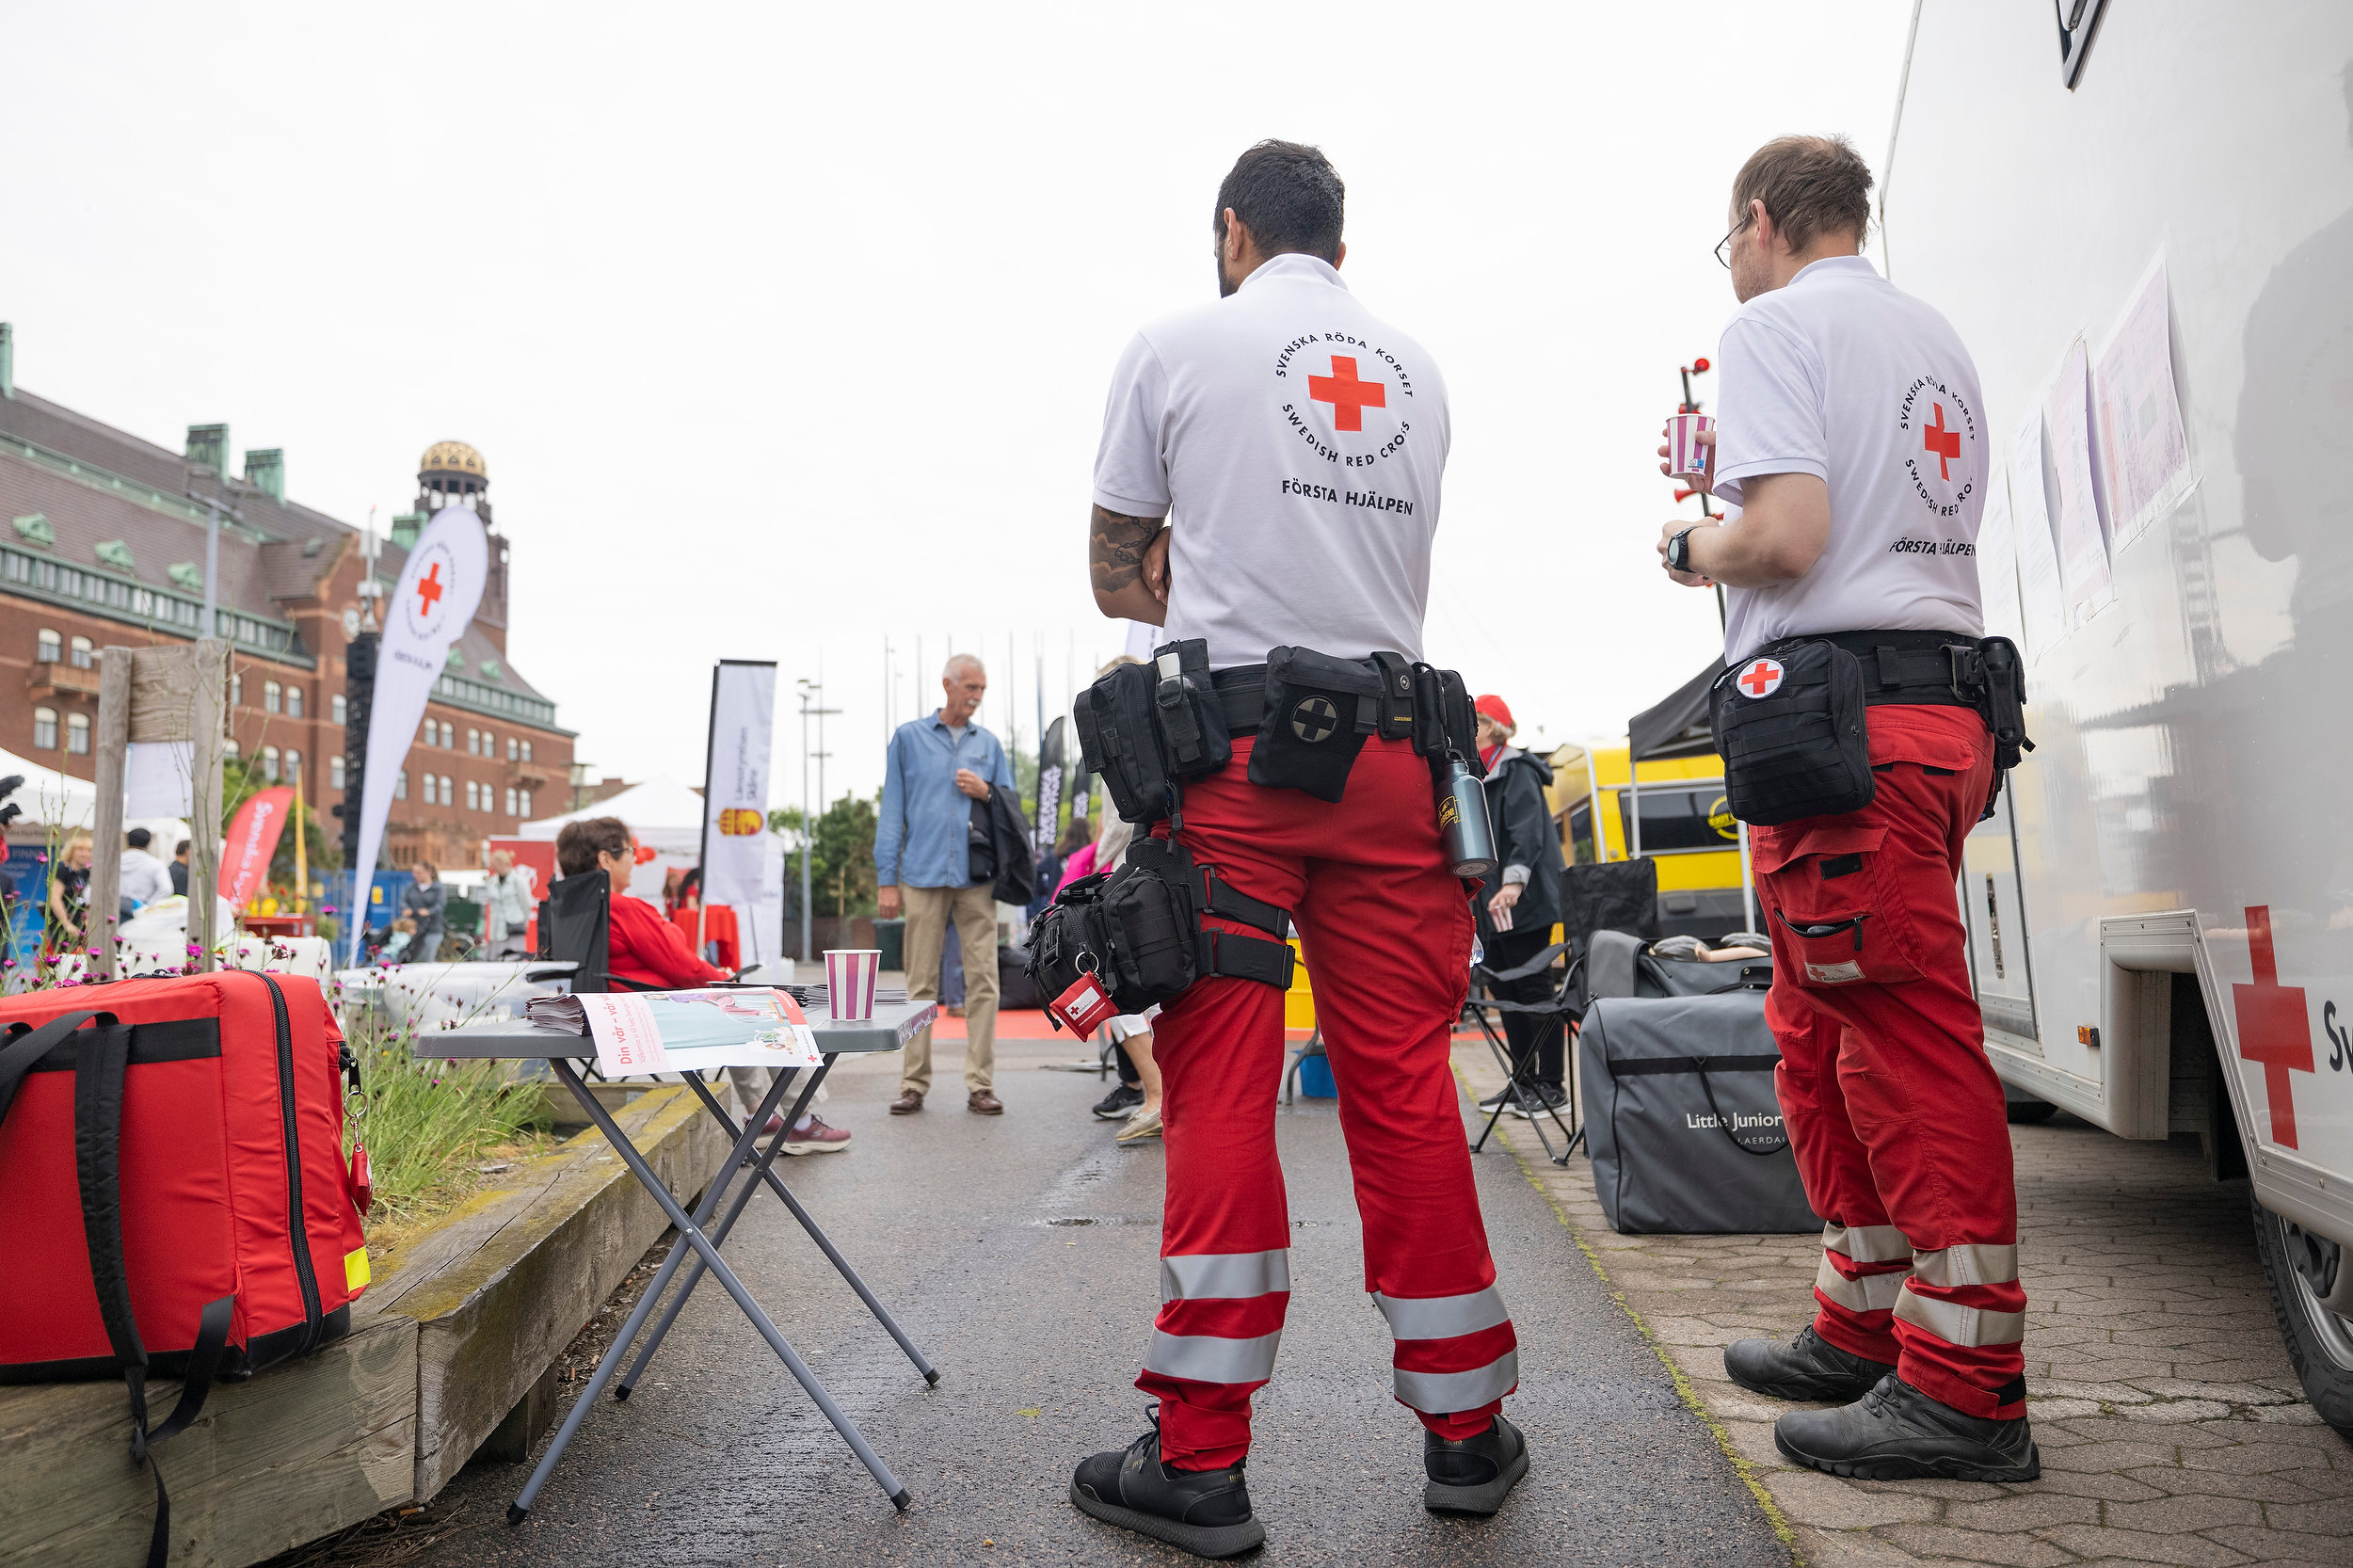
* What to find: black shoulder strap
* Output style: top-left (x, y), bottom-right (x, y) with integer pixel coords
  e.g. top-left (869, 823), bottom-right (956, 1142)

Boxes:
top-left (0, 1008), bottom-right (102, 1126)
top-left (57, 1009), bottom-right (233, 1568)
top-left (1197, 863), bottom-right (1291, 940)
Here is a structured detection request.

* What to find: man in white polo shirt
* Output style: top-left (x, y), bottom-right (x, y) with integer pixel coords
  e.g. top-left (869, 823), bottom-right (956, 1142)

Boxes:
top-left (1070, 140), bottom-right (1525, 1557)
top-left (1657, 134), bottom-right (2037, 1484)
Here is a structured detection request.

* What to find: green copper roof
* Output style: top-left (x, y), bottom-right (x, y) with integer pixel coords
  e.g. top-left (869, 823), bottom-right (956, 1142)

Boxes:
top-left (168, 561), bottom-right (203, 592)
top-left (11, 513), bottom-right (52, 546)
top-left (94, 539), bottom-right (134, 571)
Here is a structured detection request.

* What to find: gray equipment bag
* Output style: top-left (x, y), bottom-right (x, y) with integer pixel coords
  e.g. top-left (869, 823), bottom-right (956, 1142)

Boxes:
top-left (1579, 991), bottom-right (1822, 1235)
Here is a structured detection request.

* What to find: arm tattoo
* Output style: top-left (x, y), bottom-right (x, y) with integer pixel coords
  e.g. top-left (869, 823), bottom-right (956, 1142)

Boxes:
top-left (1090, 504), bottom-right (1165, 594)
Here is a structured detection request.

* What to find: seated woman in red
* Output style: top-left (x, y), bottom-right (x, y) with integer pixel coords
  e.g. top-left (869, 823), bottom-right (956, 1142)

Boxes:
top-left (553, 817), bottom-right (849, 1153)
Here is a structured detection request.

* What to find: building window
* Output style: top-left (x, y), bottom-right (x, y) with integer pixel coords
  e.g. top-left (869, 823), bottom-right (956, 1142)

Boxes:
top-left (522, 740), bottom-right (534, 763)
top-left (285, 748), bottom-right (300, 784)
top-left (264, 680), bottom-right (281, 714)
top-left (464, 779), bottom-right (477, 810)
top-left (261, 745), bottom-right (280, 782)
top-left (331, 693), bottom-right (346, 726)
top-left (441, 775), bottom-right (454, 807)
top-left (36, 630), bottom-right (58, 664)
top-left (505, 735), bottom-right (518, 761)
top-left (33, 707), bottom-right (56, 749)
top-left (231, 673), bottom-right (243, 707)
top-left (329, 754), bottom-right (346, 791)
top-left (465, 728), bottom-right (478, 756)
top-left (70, 636), bottom-right (92, 670)
top-left (224, 739), bottom-right (239, 761)
top-left (422, 773), bottom-right (437, 806)
top-left (444, 722), bottom-right (456, 749)
top-left (520, 788), bottom-right (534, 819)
top-left (286, 686), bottom-right (302, 719)
top-left (504, 786), bottom-right (517, 816)
top-left (67, 712), bottom-right (90, 755)
top-left (395, 770), bottom-right (407, 800)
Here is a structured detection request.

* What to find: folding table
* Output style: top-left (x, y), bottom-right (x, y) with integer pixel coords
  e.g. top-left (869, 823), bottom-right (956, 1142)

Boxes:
top-left (423, 1000), bottom-right (940, 1524)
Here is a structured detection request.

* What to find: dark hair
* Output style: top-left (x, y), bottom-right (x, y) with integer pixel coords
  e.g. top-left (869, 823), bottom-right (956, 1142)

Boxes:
top-left (1056, 814), bottom-right (1094, 856)
top-left (173, 840), bottom-right (190, 856)
top-left (126, 827), bottom-right (151, 850)
top-left (557, 816), bottom-right (630, 878)
top-left (1215, 140), bottom-right (1345, 264)
top-left (1730, 135), bottom-right (1874, 251)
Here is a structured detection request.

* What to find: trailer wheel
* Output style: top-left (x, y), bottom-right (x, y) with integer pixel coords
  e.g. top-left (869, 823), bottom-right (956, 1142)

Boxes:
top-left (2250, 1192), bottom-right (2353, 1434)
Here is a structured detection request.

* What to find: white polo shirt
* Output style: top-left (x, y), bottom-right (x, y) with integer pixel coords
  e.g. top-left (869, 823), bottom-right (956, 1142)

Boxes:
top-left (1712, 255), bottom-right (1987, 664)
top-left (1092, 252), bottom-right (1451, 671)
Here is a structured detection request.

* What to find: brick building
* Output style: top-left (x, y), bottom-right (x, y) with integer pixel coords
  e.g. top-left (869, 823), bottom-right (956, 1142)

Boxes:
top-left (0, 322), bottom-right (574, 874)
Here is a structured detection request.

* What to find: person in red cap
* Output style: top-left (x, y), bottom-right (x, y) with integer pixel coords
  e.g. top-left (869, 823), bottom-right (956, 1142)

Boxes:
top-left (1470, 696), bottom-right (1567, 1116)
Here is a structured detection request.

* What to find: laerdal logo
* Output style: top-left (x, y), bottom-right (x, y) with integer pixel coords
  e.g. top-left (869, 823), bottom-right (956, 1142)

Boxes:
top-left (1896, 376), bottom-right (1978, 520)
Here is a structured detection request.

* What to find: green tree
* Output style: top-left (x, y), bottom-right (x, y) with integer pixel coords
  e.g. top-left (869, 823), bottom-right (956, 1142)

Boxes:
top-left (220, 756), bottom-right (341, 898)
top-left (770, 792), bottom-right (879, 918)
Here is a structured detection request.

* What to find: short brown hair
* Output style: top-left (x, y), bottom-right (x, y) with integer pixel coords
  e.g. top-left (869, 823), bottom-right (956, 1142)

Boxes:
top-left (1731, 135), bottom-right (1873, 252)
top-left (556, 816), bottom-right (630, 878)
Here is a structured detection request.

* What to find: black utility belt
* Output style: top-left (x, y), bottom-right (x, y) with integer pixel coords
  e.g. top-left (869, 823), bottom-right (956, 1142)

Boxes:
top-left (1073, 639), bottom-right (1481, 824)
top-left (1711, 629), bottom-right (2033, 828)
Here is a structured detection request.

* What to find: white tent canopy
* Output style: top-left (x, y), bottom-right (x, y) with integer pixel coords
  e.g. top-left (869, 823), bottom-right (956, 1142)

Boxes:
top-left (520, 776), bottom-right (787, 967)
top-left (0, 746), bottom-right (104, 831)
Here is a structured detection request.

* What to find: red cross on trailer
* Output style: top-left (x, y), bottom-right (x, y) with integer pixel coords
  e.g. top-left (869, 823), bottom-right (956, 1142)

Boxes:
top-left (1307, 356), bottom-right (1386, 432)
top-left (415, 562), bottom-right (445, 615)
top-left (1737, 658), bottom-right (1785, 698)
top-left (1923, 402), bottom-right (1961, 481)
top-left (2232, 904), bottom-right (2315, 1150)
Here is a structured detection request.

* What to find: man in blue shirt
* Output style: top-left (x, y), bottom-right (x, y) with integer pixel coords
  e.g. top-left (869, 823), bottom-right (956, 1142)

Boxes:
top-left (875, 653), bottom-right (1017, 1115)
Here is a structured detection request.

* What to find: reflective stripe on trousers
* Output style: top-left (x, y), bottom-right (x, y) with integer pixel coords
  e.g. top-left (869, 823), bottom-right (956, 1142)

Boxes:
top-left (1373, 1285), bottom-right (1519, 1414)
top-left (1898, 1243), bottom-right (2025, 1347)
top-left (1144, 1249), bottom-right (1293, 1385)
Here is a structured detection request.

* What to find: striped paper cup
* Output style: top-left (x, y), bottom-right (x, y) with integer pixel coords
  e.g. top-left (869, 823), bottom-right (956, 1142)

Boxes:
top-left (824, 949), bottom-right (881, 1021)
top-left (1666, 412), bottom-right (1715, 485)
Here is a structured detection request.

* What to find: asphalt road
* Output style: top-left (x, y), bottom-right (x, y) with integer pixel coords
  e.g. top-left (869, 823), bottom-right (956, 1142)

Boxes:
top-left (342, 1045), bottom-right (1788, 1567)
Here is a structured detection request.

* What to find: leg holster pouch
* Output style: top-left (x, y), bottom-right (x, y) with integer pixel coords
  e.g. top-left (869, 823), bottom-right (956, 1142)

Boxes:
top-left (1024, 837), bottom-right (1294, 1028)
top-left (1711, 630), bottom-right (2037, 827)
top-left (1247, 646), bottom-right (1472, 802)
top-left (1073, 638), bottom-right (1231, 825)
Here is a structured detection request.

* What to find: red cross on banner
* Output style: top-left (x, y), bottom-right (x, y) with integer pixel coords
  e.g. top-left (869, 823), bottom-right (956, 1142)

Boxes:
top-left (1923, 402), bottom-right (1961, 481)
top-left (1737, 658), bottom-right (1784, 698)
top-left (2232, 904), bottom-right (2314, 1149)
top-left (415, 562), bottom-right (444, 614)
top-left (1307, 355), bottom-right (1386, 432)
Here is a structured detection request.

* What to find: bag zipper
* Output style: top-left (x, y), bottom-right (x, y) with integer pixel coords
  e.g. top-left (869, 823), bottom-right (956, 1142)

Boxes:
top-left (257, 972), bottom-right (324, 1352)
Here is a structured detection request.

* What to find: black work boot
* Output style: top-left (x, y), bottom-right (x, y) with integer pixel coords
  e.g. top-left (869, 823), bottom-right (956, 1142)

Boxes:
top-left (1070, 1416), bottom-right (1265, 1559)
top-left (1724, 1324), bottom-right (1897, 1402)
top-left (1423, 1413), bottom-right (1529, 1515)
top-left (1774, 1374), bottom-right (2041, 1481)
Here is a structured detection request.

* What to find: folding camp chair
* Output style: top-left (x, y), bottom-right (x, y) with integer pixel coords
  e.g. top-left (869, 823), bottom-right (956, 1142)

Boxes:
top-left (1465, 941), bottom-right (1582, 1163)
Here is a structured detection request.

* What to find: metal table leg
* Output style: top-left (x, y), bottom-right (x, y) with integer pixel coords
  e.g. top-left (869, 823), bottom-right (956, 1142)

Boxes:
top-left (638, 1072), bottom-right (938, 1386)
top-left (508, 1060), bottom-right (910, 1522)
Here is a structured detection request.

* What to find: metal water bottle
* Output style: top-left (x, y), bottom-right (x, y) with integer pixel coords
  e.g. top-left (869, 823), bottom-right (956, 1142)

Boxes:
top-left (1436, 754), bottom-right (1498, 879)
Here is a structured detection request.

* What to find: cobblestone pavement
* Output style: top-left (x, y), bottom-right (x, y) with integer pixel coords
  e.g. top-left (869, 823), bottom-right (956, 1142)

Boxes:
top-left (1453, 1041), bottom-right (2353, 1568)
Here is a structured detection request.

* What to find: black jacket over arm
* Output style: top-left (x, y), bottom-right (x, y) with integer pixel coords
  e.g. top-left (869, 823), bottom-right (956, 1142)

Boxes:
top-left (1478, 747), bottom-right (1565, 943)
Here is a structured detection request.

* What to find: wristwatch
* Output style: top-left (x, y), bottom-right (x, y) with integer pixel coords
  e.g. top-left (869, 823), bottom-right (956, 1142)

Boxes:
top-left (1666, 527), bottom-right (1697, 573)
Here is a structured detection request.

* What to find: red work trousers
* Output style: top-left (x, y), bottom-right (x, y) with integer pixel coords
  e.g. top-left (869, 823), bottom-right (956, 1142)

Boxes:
top-left (1138, 735), bottom-right (1516, 1471)
top-left (1753, 704), bottom-right (2027, 1420)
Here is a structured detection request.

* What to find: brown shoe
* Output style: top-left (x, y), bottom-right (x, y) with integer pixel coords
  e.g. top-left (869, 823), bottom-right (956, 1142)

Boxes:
top-left (968, 1089), bottom-right (1003, 1115)
top-left (888, 1089), bottom-right (924, 1115)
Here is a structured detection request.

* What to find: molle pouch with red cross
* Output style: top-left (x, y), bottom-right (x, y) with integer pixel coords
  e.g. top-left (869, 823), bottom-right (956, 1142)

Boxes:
top-left (1710, 637), bottom-right (1874, 827)
top-left (1250, 646), bottom-right (1386, 803)
top-left (1753, 822), bottom-right (1925, 987)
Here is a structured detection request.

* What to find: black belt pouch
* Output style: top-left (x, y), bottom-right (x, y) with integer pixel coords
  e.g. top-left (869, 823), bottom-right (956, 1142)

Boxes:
top-left (1250, 647), bottom-right (1383, 803)
top-left (1074, 660), bottom-right (1170, 824)
top-left (1710, 639), bottom-right (1874, 827)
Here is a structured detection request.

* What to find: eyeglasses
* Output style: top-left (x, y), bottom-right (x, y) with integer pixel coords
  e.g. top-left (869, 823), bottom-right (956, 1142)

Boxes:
top-left (1714, 215), bottom-right (1753, 269)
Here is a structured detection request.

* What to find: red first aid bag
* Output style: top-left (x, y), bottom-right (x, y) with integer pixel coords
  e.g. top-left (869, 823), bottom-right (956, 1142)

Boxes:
top-left (0, 970), bottom-right (370, 1567)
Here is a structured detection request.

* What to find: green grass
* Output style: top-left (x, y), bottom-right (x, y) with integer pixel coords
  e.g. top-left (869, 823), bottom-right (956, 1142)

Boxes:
top-left (343, 1014), bottom-right (552, 1248)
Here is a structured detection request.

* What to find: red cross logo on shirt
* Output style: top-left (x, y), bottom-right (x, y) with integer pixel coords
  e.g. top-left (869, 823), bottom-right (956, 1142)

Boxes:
top-left (1307, 355), bottom-right (1386, 432)
top-left (415, 563), bottom-right (445, 616)
top-left (1737, 658), bottom-right (1785, 698)
top-left (1923, 402), bottom-right (1961, 481)
top-left (2233, 904), bottom-right (2314, 1150)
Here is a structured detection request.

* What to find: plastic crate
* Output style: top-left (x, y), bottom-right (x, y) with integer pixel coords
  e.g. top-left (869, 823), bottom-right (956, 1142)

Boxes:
top-left (1295, 1051), bottom-right (1337, 1098)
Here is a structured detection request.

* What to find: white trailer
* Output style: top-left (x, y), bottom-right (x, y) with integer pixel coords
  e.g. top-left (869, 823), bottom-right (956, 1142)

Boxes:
top-left (1883, 0), bottom-right (2353, 1431)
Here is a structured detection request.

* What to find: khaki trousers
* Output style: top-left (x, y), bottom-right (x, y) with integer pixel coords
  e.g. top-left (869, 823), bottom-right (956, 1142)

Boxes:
top-left (901, 882), bottom-right (999, 1095)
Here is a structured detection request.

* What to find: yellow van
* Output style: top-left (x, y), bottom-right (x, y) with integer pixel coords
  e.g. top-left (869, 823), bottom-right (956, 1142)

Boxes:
top-left (1542, 741), bottom-right (1754, 939)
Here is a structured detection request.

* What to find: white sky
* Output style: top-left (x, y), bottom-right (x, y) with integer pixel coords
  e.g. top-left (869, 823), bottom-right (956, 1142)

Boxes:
top-left (7, 2), bottom-right (1912, 808)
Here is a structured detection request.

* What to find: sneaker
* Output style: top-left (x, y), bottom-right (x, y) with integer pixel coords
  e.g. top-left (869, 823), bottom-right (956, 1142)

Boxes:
top-left (1069, 1417), bottom-right (1263, 1559)
top-left (1093, 1083), bottom-right (1145, 1120)
top-left (781, 1114), bottom-right (852, 1156)
top-left (1504, 1082), bottom-right (1569, 1119)
top-left (1116, 1106), bottom-right (1163, 1144)
top-left (1724, 1323), bottom-right (1897, 1403)
top-left (1424, 1413), bottom-right (1529, 1515)
top-left (1774, 1373), bottom-right (2040, 1482)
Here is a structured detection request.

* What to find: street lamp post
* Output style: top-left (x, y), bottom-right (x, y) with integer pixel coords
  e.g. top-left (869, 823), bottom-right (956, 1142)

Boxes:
top-left (796, 680), bottom-right (840, 965)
